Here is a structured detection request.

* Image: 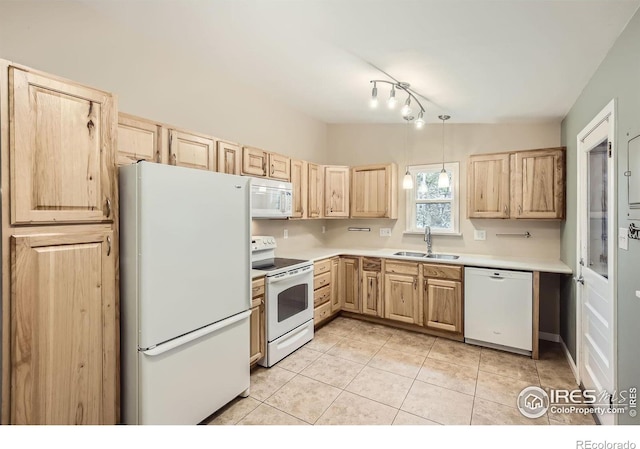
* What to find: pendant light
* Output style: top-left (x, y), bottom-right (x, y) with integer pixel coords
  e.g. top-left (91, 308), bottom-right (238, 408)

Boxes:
top-left (402, 116), bottom-right (413, 189)
top-left (438, 115), bottom-right (450, 189)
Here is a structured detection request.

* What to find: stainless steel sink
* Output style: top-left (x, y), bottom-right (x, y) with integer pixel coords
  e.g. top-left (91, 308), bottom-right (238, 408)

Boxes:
top-left (393, 251), bottom-right (428, 257)
top-left (392, 251), bottom-right (460, 260)
top-left (425, 254), bottom-right (460, 260)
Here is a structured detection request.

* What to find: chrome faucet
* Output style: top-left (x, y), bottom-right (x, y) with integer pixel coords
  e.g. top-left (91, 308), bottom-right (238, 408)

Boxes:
top-left (424, 226), bottom-right (433, 256)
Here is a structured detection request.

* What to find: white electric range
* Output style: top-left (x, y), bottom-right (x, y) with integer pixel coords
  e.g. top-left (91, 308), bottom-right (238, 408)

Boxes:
top-left (251, 236), bottom-right (314, 367)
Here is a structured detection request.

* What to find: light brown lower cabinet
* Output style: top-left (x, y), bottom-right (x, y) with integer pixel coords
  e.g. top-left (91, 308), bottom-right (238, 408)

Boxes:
top-left (361, 258), bottom-right (382, 317)
top-left (330, 257), bottom-right (340, 313)
top-left (423, 278), bottom-right (462, 334)
top-left (250, 277), bottom-right (265, 365)
top-left (10, 230), bottom-right (117, 424)
top-left (422, 264), bottom-right (463, 336)
top-left (339, 257), bottom-right (360, 313)
top-left (383, 272), bottom-right (420, 324)
top-left (249, 303), bottom-right (265, 365)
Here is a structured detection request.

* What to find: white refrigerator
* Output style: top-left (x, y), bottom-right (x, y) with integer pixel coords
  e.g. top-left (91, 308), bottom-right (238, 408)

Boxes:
top-left (120, 162), bottom-right (251, 424)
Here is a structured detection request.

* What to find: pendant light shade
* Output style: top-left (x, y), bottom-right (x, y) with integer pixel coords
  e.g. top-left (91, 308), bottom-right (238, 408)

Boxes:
top-left (438, 168), bottom-right (449, 188)
top-left (403, 170), bottom-right (414, 189)
top-left (438, 114), bottom-right (451, 189)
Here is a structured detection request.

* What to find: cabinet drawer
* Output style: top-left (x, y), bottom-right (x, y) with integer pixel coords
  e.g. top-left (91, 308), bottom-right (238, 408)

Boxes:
top-left (314, 272), bottom-right (331, 290)
top-left (362, 257), bottom-right (382, 272)
top-left (385, 261), bottom-right (419, 276)
top-left (314, 285), bottom-right (331, 307)
top-left (314, 259), bottom-right (331, 276)
top-left (314, 301), bottom-right (332, 325)
top-left (252, 278), bottom-right (265, 298)
top-left (422, 264), bottom-right (462, 281)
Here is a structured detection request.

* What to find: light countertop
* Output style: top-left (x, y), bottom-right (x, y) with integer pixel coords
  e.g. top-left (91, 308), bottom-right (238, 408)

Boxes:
top-left (254, 247), bottom-right (572, 276)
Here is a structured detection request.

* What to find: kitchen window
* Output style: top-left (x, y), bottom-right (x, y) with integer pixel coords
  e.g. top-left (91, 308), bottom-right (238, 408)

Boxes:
top-left (405, 162), bottom-right (460, 234)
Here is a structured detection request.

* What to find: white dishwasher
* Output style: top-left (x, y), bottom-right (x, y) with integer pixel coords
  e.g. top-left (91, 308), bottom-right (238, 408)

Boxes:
top-left (464, 267), bottom-right (532, 354)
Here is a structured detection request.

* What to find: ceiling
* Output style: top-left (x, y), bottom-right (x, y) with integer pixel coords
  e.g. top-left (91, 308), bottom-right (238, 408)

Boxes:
top-left (82, 0), bottom-right (639, 124)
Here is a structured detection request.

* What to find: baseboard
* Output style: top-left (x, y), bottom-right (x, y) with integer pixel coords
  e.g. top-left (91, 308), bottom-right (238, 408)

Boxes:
top-left (560, 337), bottom-right (579, 383)
top-left (539, 332), bottom-right (561, 342)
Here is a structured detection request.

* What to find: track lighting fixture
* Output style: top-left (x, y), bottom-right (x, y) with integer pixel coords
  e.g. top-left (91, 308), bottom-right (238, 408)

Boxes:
top-left (369, 79), bottom-right (426, 128)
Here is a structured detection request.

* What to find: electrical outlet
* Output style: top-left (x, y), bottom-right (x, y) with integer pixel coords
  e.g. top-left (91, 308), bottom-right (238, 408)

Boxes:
top-left (474, 230), bottom-right (486, 241)
top-left (322, 225), bottom-right (326, 234)
top-left (618, 227), bottom-right (628, 250)
top-left (283, 229), bottom-right (288, 239)
top-left (380, 228), bottom-right (392, 237)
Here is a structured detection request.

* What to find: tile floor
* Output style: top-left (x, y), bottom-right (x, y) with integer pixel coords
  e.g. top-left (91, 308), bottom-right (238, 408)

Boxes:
top-left (205, 316), bottom-right (596, 426)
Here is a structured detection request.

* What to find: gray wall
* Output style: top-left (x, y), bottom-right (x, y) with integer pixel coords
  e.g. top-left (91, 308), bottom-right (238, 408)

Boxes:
top-left (560, 8), bottom-right (640, 425)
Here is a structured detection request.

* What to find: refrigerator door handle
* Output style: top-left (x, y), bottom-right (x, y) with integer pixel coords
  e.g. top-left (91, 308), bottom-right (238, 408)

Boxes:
top-left (141, 310), bottom-right (250, 357)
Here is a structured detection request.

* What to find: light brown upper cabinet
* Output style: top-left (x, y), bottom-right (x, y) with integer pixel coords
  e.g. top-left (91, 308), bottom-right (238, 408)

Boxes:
top-left (290, 159), bottom-right (308, 219)
top-left (117, 113), bottom-right (165, 166)
top-left (325, 166), bottom-right (350, 218)
top-left (308, 163), bottom-right (324, 218)
top-left (169, 129), bottom-right (215, 171)
top-left (9, 67), bottom-right (116, 225)
top-left (268, 153), bottom-right (291, 181)
top-left (350, 163), bottom-right (398, 219)
top-left (217, 140), bottom-right (241, 175)
top-left (467, 147), bottom-right (566, 219)
top-left (10, 230), bottom-right (117, 424)
top-left (511, 148), bottom-right (565, 219)
top-left (467, 153), bottom-right (510, 218)
top-left (242, 146), bottom-right (268, 177)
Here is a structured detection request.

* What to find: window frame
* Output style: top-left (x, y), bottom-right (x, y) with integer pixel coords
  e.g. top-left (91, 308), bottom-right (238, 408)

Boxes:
top-left (404, 162), bottom-right (460, 235)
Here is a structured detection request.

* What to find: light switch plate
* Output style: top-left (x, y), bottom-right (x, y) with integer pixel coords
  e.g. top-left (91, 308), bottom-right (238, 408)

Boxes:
top-left (618, 227), bottom-right (628, 250)
top-left (380, 228), bottom-right (392, 237)
top-left (474, 230), bottom-right (486, 241)
top-left (283, 229), bottom-right (288, 239)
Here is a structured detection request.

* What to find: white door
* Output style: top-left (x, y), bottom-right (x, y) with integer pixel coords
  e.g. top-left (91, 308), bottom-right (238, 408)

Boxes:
top-left (576, 100), bottom-right (616, 425)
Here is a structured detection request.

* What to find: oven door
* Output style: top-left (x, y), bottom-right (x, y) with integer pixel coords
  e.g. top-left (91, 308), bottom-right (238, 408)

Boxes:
top-left (265, 266), bottom-right (314, 342)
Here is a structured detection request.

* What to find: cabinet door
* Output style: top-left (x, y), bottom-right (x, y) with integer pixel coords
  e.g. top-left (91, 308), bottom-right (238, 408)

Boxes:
top-left (325, 166), bottom-right (350, 217)
top-left (268, 153), bottom-right (291, 181)
top-left (330, 257), bottom-right (340, 313)
top-left (351, 164), bottom-right (397, 218)
top-left (467, 153), bottom-right (510, 218)
top-left (249, 303), bottom-right (265, 365)
top-left (511, 148), bottom-right (565, 219)
top-left (361, 271), bottom-right (382, 317)
top-left (308, 163), bottom-right (324, 218)
top-left (169, 130), bottom-right (215, 171)
top-left (339, 257), bottom-right (360, 313)
top-left (217, 140), bottom-right (241, 175)
top-left (242, 147), bottom-right (267, 177)
top-left (290, 159), bottom-right (308, 219)
top-left (10, 231), bottom-right (117, 424)
top-left (117, 114), bottom-right (162, 166)
top-left (424, 278), bottom-right (462, 334)
top-left (10, 68), bottom-right (115, 225)
top-left (384, 273), bottom-right (419, 324)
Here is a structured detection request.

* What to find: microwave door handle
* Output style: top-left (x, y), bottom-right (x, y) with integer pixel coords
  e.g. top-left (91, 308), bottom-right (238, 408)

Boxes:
top-left (280, 191), bottom-right (286, 213)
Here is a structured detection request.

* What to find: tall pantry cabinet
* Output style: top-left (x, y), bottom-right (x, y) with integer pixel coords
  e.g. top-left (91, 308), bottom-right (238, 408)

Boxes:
top-left (0, 60), bottom-right (119, 424)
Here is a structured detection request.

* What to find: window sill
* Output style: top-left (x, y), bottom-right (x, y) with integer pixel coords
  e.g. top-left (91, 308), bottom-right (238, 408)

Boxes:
top-left (403, 230), bottom-right (463, 237)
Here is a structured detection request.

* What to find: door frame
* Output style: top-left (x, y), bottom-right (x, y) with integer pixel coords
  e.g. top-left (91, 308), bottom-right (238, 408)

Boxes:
top-left (575, 98), bottom-right (617, 423)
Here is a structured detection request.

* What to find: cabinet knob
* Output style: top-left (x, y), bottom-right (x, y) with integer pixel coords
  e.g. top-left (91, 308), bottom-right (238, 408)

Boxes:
top-left (106, 236), bottom-right (112, 256)
top-left (518, 205), bottom-right (522, 215)
top-left (105, 198), bottom-right (112, 218)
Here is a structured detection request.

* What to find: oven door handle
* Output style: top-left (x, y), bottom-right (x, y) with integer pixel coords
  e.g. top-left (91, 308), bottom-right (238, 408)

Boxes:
top-left (267, 266), bottom-right (313, 283)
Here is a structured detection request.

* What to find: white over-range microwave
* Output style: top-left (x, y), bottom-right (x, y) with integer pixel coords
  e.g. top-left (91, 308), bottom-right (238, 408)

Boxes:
top-left (251, 178), bottom-right (293, 219)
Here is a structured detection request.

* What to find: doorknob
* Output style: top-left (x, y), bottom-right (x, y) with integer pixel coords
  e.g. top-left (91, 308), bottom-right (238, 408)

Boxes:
top-left (573, 275), bottom-right (584, 285)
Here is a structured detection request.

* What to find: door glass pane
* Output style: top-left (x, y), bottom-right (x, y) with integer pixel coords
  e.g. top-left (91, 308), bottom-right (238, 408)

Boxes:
top-left (587, 141), bottom-right (608, 278)
top-left (277, 284), bottom-right (308, 322)
top-left (416, 203), bottom-right (452, 230)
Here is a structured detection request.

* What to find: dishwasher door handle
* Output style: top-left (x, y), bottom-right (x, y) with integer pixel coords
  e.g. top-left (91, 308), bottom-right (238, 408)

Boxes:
top-left (489, 274), bottom-right (504, 279)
